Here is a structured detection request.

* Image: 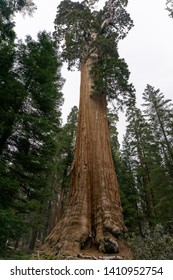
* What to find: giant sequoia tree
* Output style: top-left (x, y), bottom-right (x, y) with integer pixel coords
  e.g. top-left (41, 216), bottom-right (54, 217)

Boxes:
top-left (42, 0), bottom-right (134, 257)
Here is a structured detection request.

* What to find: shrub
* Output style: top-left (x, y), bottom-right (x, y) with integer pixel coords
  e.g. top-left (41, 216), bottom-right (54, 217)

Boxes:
top-left (129, 224), bottom-right (173, 259)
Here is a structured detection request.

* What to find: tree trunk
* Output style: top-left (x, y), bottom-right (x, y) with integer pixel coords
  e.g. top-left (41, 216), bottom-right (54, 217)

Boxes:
top-left (42, 59), bottom-right (127, 257)
top-left (28, 228), bottom-right (38, 252)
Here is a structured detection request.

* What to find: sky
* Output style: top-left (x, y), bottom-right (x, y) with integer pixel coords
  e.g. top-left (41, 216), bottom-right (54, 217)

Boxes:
top-left (14, 0), bottom-right (173, 141)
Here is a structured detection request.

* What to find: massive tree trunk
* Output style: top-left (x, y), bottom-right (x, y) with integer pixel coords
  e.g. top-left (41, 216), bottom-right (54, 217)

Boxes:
top-left (42, 59), bottom-right (127, 257)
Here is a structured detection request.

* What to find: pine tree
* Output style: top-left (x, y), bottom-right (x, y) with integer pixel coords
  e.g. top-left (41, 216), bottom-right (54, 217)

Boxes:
top-left (11, 31), bottom-right (63, 250)
top-left (0, 0), bottom-right (36, 155)
top-left (0, 16), bottom-right (64, 252)
top-left (123, 107), bottom-right (157, 229)
top-left (120, 87), bottom-right (173, 234)
top-left (142, 85), bottom-right (173, 223)
top-left (0, 0), bottom-right (36, 253)
top-left (42, 0), bottom-right (134, 257)
top-left (121, 134), bottom-right (145, 236)
top-left (142, 85), bottom-right (173, 178)
top-left (47, 106), bottom-right (79, 230)
top-left (107, 108), bottom-right (142, 235)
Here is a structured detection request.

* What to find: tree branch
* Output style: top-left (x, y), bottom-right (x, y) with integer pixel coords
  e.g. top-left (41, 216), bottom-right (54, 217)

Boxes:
top-left (100, 0), bottom-right (115, 33)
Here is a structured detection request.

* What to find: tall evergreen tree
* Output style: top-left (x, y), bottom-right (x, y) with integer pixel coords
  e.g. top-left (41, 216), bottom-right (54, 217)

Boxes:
top-left (42, 0), bottom-right (134, 258)
top-left (121, 133), bottom-right (145, 236)
top-left (123, 107), bottom-right (157, 229)
top-left (39, 107), bottom-right (79, 248)
top-left (0, 8), bottom-right (64, 252)
top-left (142, 85), bottom-right (173, 177)
top-left (12, 31), bottom-right (63, 249)
top-left (107, 108), bottom-right (142, 235)
top-left (0, 0), bottom-right (36, 253)
top-left (0, 0), bottom-right (36, 156)
top-left (120, 86), bottom-right (173, 235)
top-left (49, 106), bottom-right (78, 228)
top-left (141, 85), bottom-right (173, 223)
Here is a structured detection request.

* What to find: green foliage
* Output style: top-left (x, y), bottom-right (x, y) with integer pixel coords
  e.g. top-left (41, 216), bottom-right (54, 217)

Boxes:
top-left (16, 31), bottom-right (64, 116)
top-left (166, 0), bottom-right (173, 18)
top-left (90, 33), bottom-right (135, 106)
top-left (0, 0), bottom-right (37, 158)
top-left (117, 85), bottom-right (173, 237)
top-left (129, 224), bottom-right (173, 259)
top-left (0, 250), bottom-right (32, 260)
top-left (141, 85), bottom-right (173, 221)
top-left (119, 163), bottom-right (142, 232)
top-left (122, 107), bottom-right (155, 229)
top-left (54, 0), bottom-right (93, 68)
top-left (107, 108), bottom-right (140, 232)
top-left (0, 3), bottom-right (64, 252)
top-left (54, 0), bottom-right (134, 104)
top-left (0, 0), bottom-right (36, 19)
top-left (142, 85), bottom-right (173, 164)
top-left (54, 106), bottom-right (78, 212)
top-left (0, 164), bottom-right (19, 209)
top-left (0, 209), bottom-right (28, 252)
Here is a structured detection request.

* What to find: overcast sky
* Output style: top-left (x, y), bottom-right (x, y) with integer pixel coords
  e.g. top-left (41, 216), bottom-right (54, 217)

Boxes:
top-left (14, 0), bottom-right (173, 141)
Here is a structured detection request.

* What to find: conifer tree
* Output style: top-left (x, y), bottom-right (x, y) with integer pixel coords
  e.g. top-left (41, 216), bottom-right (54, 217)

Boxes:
top-left (0, 0), bottom-right (36, 253)
top-left (142, 85), bottom-right (173, 177)
top-left (0, 3), bottom-right (64, 252)
top-left (0, 0), bottom-right (35, 156)
top-left (42, 0), bottom-right (134, 257)
top-left (120, 87), bottom-right (173, 234)
top-left (107, 108), bottom-right (142, 235)
top-left (124, 107), bottom-right (157, 229)
top-left (121, 134), bottom-right (145, 236)
top-left (142, 85), bottom-right (173, 223)
top-left (47, 106), bottom-right (78, 231)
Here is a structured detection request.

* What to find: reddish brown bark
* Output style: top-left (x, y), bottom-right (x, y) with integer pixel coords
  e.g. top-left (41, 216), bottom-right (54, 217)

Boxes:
top-left (41, 59), bottom-right (127, 257)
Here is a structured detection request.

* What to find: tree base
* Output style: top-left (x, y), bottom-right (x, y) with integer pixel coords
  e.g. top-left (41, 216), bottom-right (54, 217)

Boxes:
top-left (99, 237), bottom-right (119, 253)
top-left (34, 222), bottom-right (132, 260)
top-left (34, 238), bottom-right (132, 260)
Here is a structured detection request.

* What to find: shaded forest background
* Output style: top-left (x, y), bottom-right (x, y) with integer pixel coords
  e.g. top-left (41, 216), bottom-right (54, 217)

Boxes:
top-left (1, 0), bottom-right (173, 259)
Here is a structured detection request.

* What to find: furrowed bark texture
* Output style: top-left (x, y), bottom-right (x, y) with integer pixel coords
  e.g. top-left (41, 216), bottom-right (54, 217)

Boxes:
top-left (42, 59), bottom-right (127, 257)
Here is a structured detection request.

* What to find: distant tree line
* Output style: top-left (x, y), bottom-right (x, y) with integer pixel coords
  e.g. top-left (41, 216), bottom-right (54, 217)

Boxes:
top-left (111, 86), bottom-right (173, 235)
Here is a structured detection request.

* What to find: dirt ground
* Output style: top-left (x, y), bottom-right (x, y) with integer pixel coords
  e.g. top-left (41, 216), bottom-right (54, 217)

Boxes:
top-left (56, 240), bottom-right (133, 260)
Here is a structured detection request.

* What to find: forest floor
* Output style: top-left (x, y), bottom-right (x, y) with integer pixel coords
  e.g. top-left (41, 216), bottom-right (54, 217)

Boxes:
top-left (56, 241), bottom-right (133, 260)
top-left (0, 250), bottom-right (32, 260)
top-left (1, 240), bottom-right (133, 260)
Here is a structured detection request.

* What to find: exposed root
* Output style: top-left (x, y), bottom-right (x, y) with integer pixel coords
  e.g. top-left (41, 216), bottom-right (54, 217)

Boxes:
top-left (33, 237), bottom-right (133, 260)
top-left (77, 253), bottom-right (123, 260)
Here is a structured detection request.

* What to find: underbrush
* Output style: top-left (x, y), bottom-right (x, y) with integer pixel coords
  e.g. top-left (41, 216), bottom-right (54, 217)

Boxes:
top-left (0, 248), bottom-right (32, 260)
top-left (129, 224), bottom-right (173, 259)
